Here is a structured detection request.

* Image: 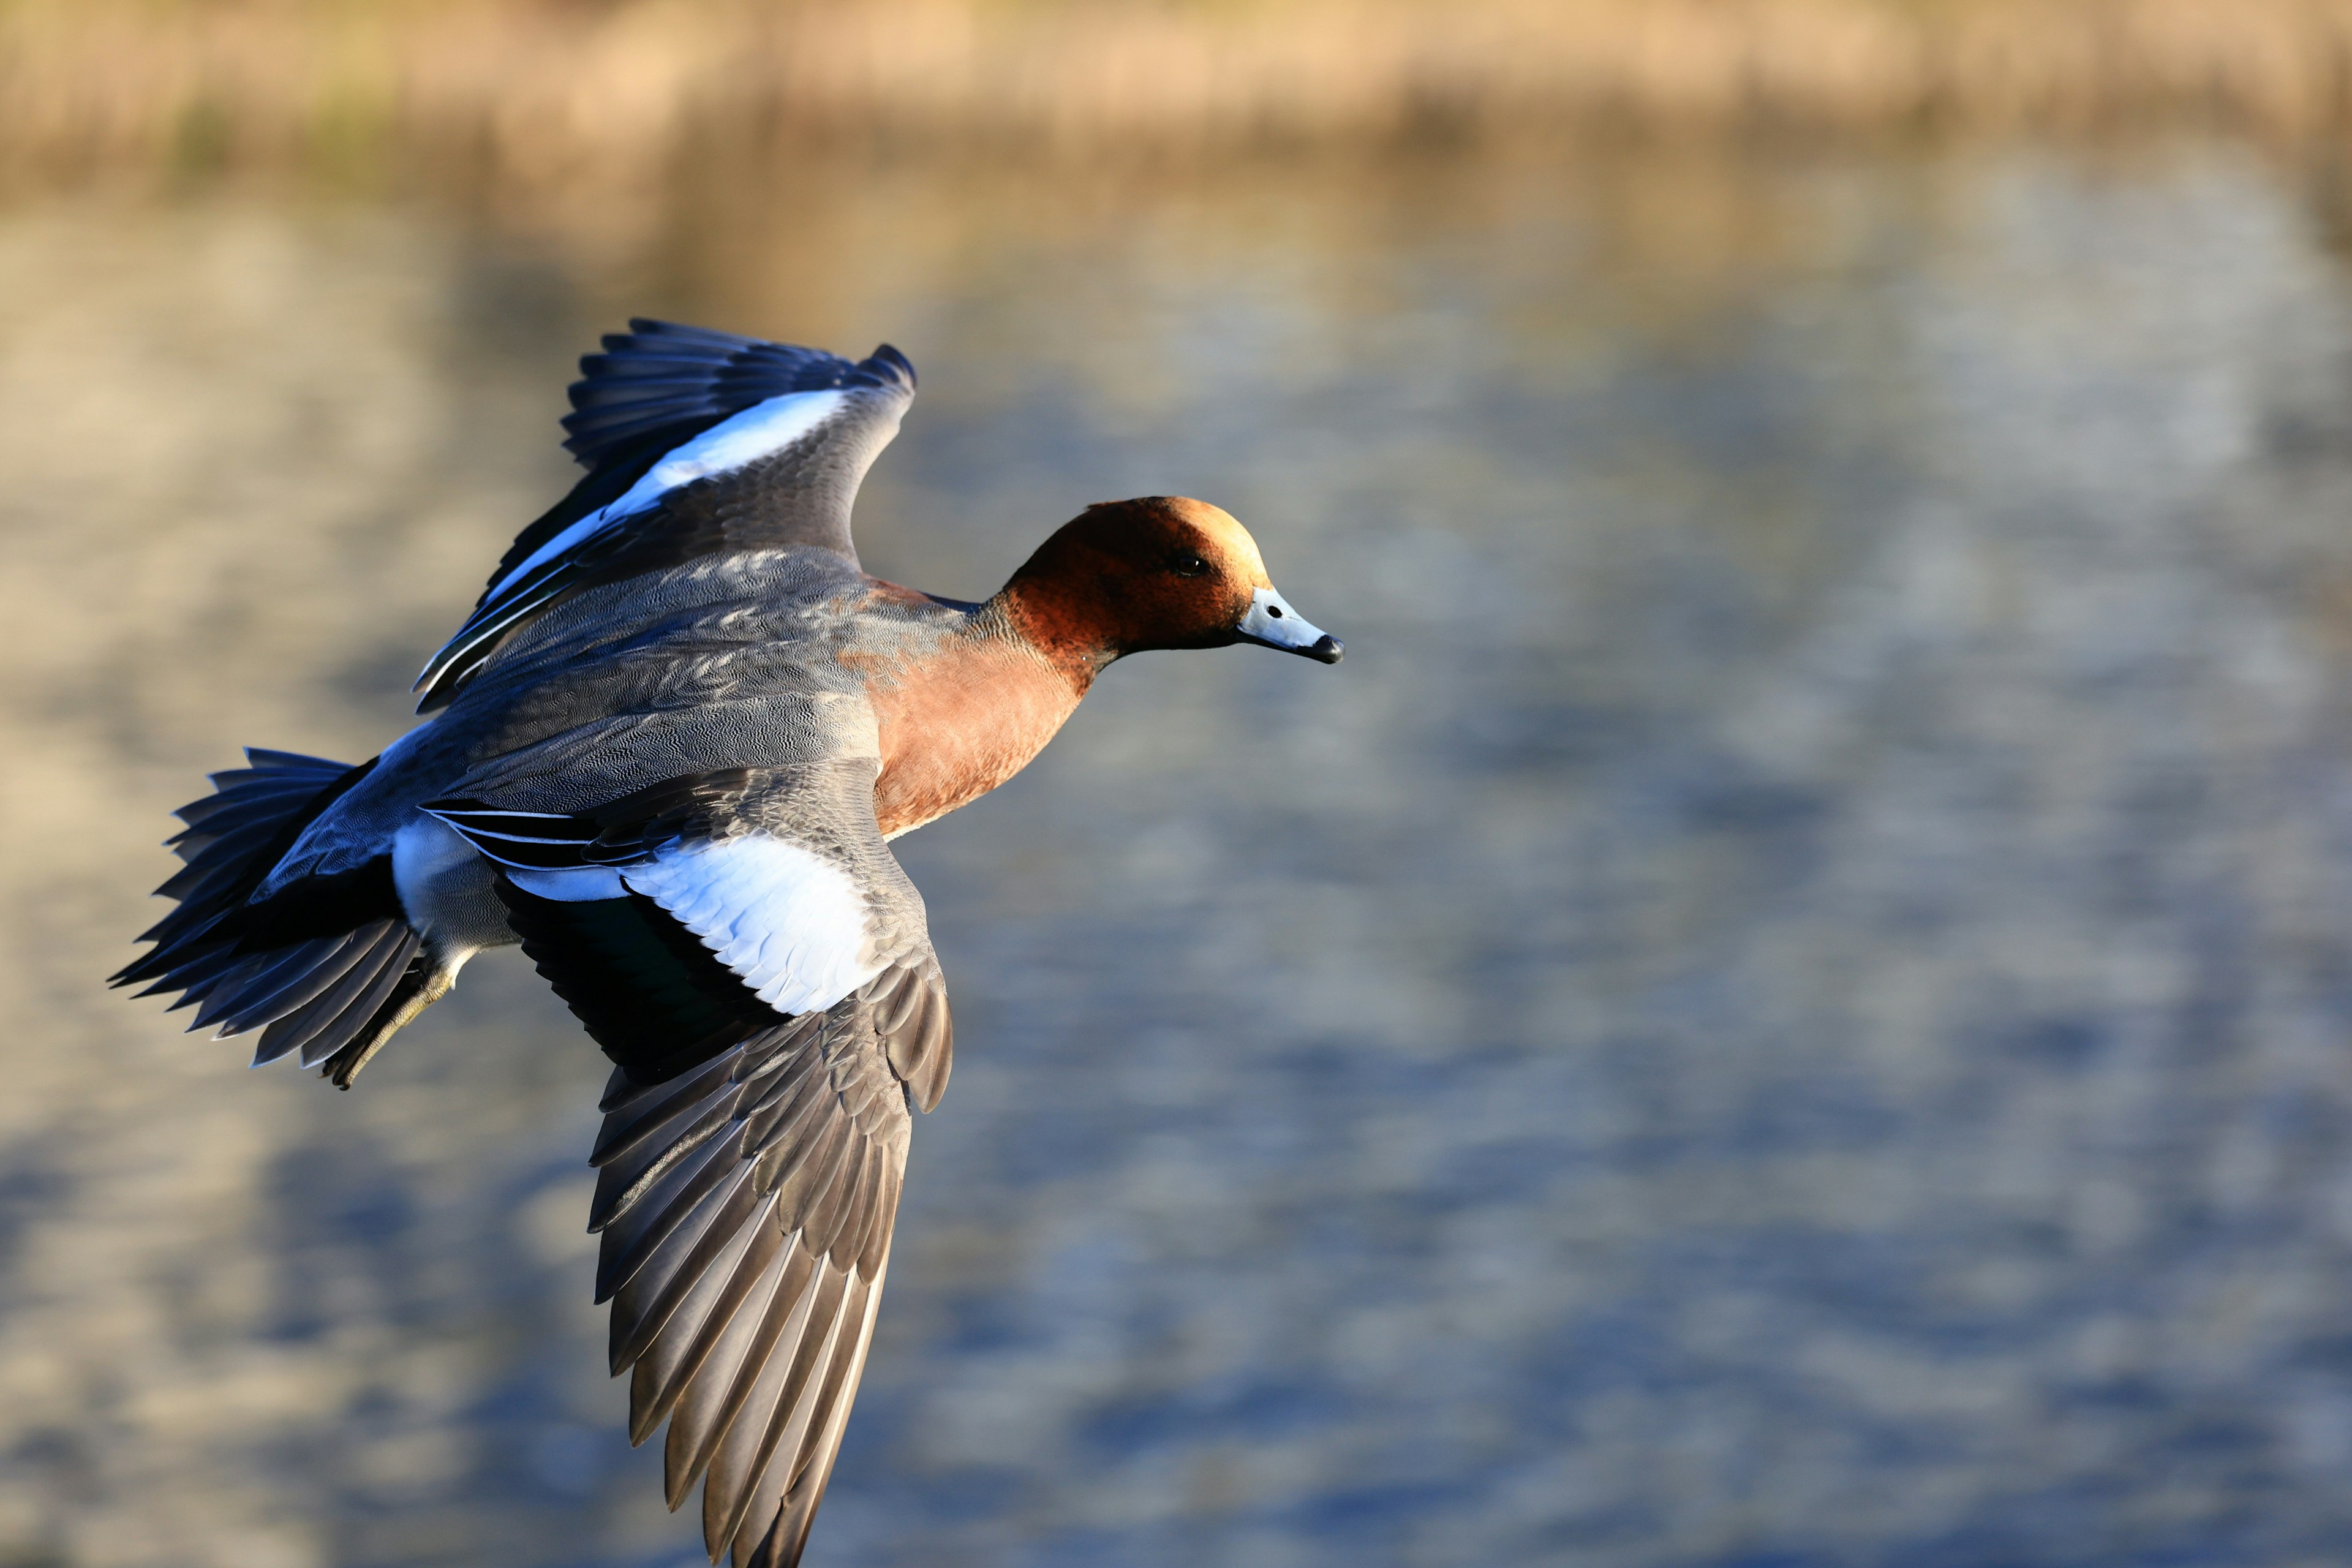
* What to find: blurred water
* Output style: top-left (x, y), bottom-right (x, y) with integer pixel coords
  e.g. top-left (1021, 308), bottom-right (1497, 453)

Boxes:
top-left (9, 138), bottom-right (2352, 1567)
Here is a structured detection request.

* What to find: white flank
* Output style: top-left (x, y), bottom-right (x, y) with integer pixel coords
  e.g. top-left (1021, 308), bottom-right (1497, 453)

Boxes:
top-left (1237, 585), bottom-right (1331, 651)
top-left (622, 835), bottom-right (880, 1015)
top-left (390, 815), bottom-right (478, 923)
top-left (508, 867), bottom-right (629, 902)
top-left (486, 388), bottom-right (850, 601)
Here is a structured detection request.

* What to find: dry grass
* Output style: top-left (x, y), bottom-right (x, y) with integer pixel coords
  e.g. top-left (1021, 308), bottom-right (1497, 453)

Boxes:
top-left (2, 0), bottom-right (2350, 187)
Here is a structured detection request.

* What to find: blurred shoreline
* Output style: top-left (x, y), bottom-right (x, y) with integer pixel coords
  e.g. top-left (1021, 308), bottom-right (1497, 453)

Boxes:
top-left (6, 0), bottom-right (2352, 199)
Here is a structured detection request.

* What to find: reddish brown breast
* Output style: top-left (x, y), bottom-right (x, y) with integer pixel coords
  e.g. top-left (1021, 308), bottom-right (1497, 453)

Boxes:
top-left (861, 620), bottom-right (1085, 837)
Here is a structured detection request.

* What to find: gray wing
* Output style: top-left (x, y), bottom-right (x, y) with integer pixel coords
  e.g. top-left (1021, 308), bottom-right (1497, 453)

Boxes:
top-left (416, 322), bottom-right (916, 712)
top-left (593, 962), bottom-right (946, 1568)
top-left (429, 761), bottom-right (950, 1568)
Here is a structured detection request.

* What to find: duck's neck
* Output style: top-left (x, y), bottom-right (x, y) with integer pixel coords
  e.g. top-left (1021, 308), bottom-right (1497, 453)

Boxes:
top-left (990, 576), bottom-right (1119, 697)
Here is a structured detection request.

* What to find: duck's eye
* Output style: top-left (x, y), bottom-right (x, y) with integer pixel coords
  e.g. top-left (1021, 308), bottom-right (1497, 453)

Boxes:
top-left (1169, 552), bottom-right (1210, 578)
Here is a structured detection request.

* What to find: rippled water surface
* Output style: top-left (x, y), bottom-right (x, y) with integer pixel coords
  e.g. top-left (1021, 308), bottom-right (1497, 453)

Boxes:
top-left (10, 140), bottom-right (2352, 1567)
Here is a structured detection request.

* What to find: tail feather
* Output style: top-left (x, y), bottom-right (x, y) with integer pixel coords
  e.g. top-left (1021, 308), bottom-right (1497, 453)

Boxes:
top-left (251, 921), bottom-right (419, 1066)
top-left (115, 750), bottom-right (363, 987)
top-left (118, 747), bottom-right (442, 1086)
top-left (159, 820), bottom-right (288, 886)
top-left (315, 956), bottom-right (454, 1090)
top-left (124, 905), bottom-right (234, 971)
top-left (172, 779), bottom-right (326, 832)
top-left (194, 932), bottom-right (368, 1035)
top-left (130, 940), bottom-right (250, 1000)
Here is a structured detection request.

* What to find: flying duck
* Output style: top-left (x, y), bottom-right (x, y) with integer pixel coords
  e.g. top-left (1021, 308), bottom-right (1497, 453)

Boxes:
top-left (113, 319), bottom-right (1341, 1568)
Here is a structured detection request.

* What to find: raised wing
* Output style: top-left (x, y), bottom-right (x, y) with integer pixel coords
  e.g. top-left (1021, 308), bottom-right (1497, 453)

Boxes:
top-left (427, 764), bottom-right (949, 1568)
top-left (415, 320), bottom-right (916, 713)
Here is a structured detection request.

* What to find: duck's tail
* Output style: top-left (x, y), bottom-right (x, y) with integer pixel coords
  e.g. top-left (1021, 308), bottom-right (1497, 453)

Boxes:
top-left (111, 748), bottom-right (440, 1088)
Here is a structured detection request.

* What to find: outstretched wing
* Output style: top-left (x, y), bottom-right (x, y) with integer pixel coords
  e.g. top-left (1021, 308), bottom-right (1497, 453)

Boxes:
top-left (415, 320), bottom-right (916, 712)
top-left (428, 763), bottom-right (949, 1568)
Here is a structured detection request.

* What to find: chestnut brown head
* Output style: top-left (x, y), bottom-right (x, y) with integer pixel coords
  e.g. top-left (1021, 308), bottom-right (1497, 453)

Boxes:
top-left (1001, 496), bottom-right (1342, 676)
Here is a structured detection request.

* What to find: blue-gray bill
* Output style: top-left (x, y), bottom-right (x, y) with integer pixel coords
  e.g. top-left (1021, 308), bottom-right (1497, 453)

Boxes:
top-left (1235, 586), bottom-right (1343, 663)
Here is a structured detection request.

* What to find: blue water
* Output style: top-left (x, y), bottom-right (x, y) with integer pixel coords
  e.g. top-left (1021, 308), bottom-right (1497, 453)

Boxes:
top-left (8, 138), bottom-right (2352, 1566)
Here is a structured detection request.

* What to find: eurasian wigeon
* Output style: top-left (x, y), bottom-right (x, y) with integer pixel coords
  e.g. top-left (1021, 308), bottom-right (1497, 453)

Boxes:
top-left (113, 318), bottom-right (1340, 1568)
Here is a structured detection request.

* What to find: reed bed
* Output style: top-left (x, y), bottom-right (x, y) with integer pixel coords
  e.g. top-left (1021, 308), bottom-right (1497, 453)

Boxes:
top-left (2, 0), bottom-right (2349, 187)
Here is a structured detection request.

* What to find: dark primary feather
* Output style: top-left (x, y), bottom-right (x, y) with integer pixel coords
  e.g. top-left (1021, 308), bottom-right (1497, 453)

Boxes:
top-left (584, 970), bottom-right (936, 1568)
top-left (562, 320), bottom-right (914, 472)
top-left (507, 933), bottom-right (949, 1568)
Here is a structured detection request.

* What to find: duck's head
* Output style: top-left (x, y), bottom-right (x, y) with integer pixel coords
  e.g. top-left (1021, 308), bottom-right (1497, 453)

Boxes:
top-left (1002, 496), bottom-right (1343, 677)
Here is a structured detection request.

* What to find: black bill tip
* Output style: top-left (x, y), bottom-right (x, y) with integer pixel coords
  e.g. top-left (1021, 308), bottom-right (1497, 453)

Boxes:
top-left (1306, 635), bottom-right (1343, 665)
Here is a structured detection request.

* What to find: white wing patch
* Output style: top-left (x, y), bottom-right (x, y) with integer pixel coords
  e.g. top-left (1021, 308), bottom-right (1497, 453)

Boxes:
top-left (622, 835), bottom-right (881, 1016)
top-left (485, 388), bottom-right (851, 602)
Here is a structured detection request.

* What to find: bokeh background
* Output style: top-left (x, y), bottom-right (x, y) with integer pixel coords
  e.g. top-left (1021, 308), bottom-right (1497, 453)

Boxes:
top-left (12, 3), bottom-right (2352, 1566)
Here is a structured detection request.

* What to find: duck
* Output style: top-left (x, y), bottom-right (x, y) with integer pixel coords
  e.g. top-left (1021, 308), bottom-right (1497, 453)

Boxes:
top-left (112, 318), bottom-right (1341, 1568)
